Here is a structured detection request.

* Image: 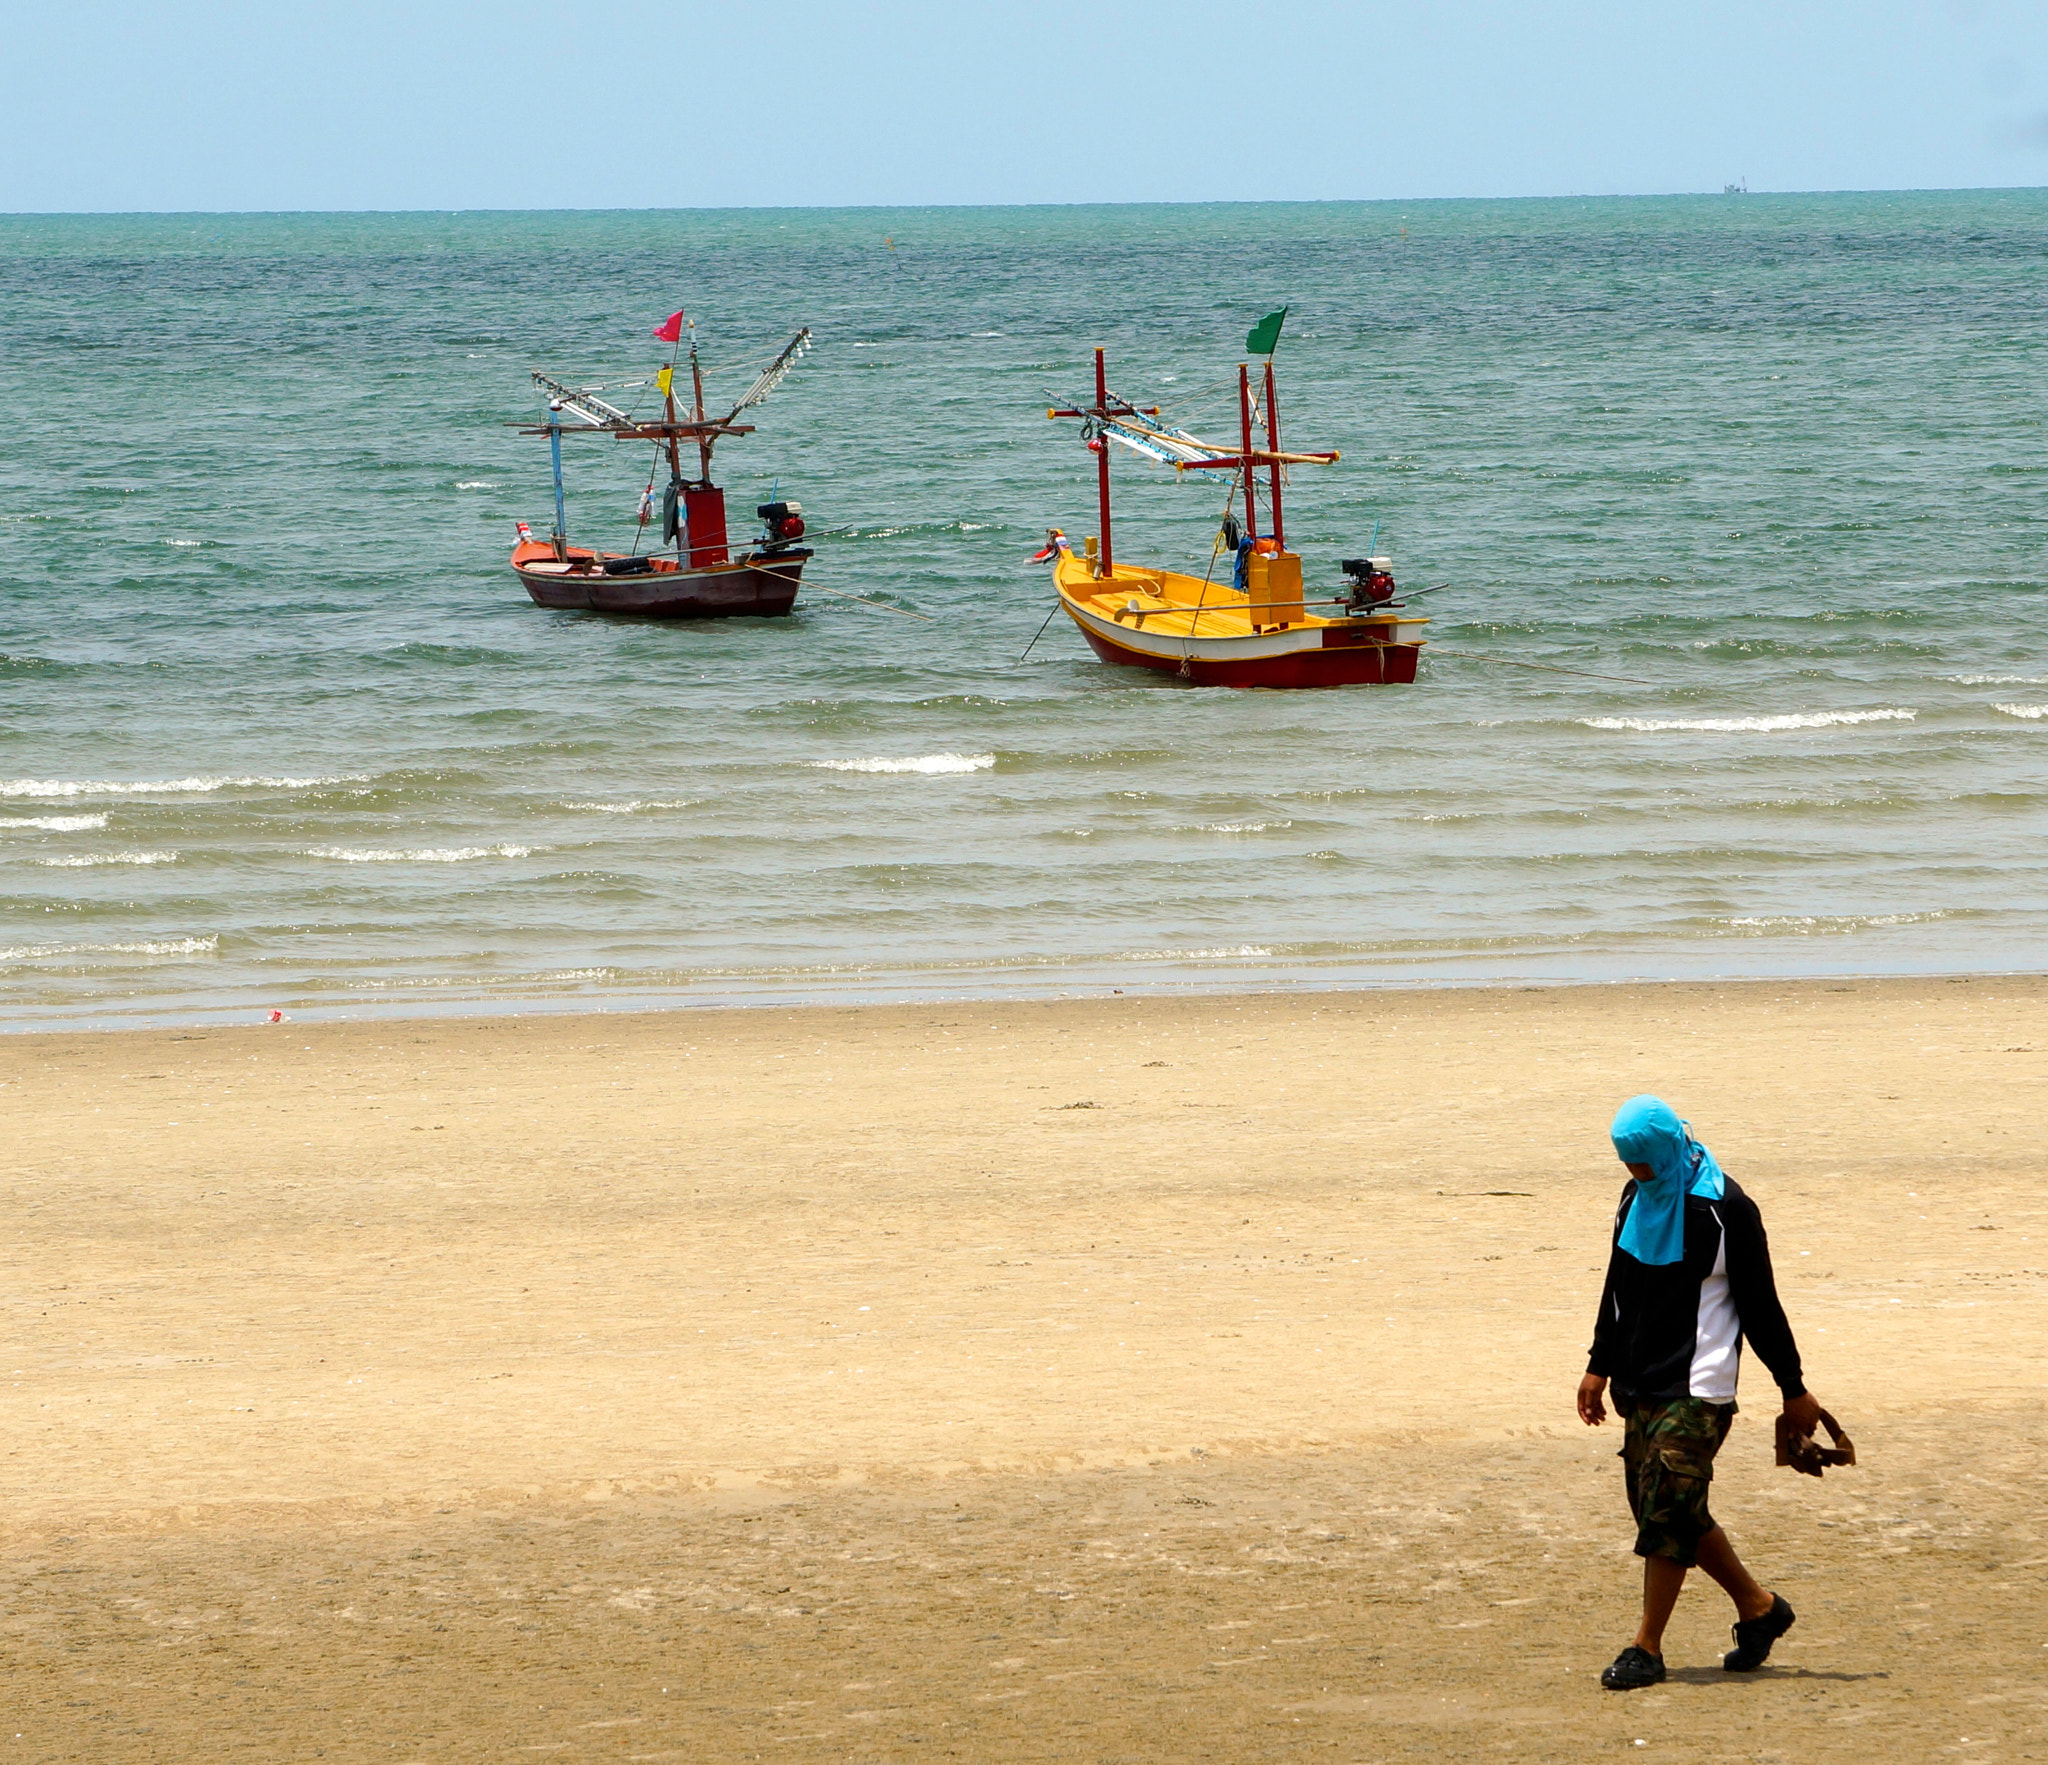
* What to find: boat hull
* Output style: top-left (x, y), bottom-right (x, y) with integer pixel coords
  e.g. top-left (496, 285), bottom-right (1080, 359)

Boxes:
top-left (1072, 613), bottom-right (1421, 686)
top-left (1053, 554), bottom-right (1425, 688)
top-left (511, 542), bottom-right (808, 618)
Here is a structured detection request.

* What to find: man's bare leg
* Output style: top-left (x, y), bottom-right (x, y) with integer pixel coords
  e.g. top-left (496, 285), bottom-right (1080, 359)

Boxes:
top-left (1633, 1555), bottom-right (1687, 1656)
top-left (1693, 1526), bottom-right (1776, 1623)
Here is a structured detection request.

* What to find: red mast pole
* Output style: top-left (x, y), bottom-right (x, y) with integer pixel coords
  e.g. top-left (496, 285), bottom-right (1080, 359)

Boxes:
top-left (1238, 363), bottom-right (1258, 539)
top-left (1263, 360), bottom-right (1284, 550)
top-left (1094, 346), bottom-right (1112, 578)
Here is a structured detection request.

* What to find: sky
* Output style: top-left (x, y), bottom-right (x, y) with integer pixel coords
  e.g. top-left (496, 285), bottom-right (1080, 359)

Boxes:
top-left (6, 0), bottom-right (2047, 212)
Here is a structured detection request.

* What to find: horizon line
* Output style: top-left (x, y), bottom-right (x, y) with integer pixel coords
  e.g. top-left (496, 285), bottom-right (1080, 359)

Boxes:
top-left (5, 183), bottom-right (2048, 221)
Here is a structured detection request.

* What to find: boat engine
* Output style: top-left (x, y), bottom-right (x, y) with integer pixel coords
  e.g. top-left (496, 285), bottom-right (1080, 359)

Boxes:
top-left (1340, 555), bottom-right (1399, 609)
top-left (757, 500), bottom-right (805, 551)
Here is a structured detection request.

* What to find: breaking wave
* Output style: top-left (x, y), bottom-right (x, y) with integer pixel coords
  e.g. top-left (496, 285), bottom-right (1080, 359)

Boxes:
top-left (0, 813), bottom-right (108, 831)
top-left (0, 936), bottom-right (218, 963)
top-left (0, 774), bottom-right (360, 799)
top-left (812, 754), bottom-right (996, 775)
top-left (36, 850), bottom-right (179, 866)
top-left (1116, 945), bottom-right (1276, 961)
top-left (1715, 912), bottom-right (1950, 933)
top-left (1578, 709), bottom-right (1916, 733)
top-left (304, 844), bottom-right (533, 862)
top-left (1992, 704), bottom-right (2048, 720)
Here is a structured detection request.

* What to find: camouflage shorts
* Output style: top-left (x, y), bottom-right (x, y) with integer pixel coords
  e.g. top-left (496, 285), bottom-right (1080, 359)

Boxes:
top-left (1620, 1397), bottom-right (1737, 1566)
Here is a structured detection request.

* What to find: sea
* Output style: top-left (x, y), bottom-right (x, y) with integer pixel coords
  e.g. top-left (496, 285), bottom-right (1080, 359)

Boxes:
top-left (2, 193), bottom-right (2044, 1030)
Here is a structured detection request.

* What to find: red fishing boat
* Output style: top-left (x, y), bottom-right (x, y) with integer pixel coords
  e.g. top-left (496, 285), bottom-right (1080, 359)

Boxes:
top-left (511, 313), bottom-right (813, 618)
top-left (1040, 312), bottom-right (1429, 687)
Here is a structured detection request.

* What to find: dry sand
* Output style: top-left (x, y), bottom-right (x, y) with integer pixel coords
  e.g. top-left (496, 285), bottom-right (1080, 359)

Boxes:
top-left (2, 975), bottom-right (2044, 1762)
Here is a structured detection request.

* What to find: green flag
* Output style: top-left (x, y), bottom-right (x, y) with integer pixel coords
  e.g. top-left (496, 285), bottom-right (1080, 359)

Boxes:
top-left (1245, 307), bottom-right (1287, 355)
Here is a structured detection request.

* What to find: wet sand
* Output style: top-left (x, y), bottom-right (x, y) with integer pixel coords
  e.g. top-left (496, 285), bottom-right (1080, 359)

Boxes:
top-left (3, 976), bottom-right (2044, 1761)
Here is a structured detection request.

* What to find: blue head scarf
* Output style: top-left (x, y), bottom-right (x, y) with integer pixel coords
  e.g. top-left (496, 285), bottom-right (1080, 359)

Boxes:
top-left (1610, 1095), bottom-right (1726, 1266)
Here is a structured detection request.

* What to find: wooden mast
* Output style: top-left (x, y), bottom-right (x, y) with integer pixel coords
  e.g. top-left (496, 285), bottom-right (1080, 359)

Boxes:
top-left (1046, 350), bottom-right (1152, 580)
top-left (1094, 346), bottom-right (1113, 578)
top-left (1263, 360), bottom-right (1284, 549)
top-left (661, 360), bottom-right (684, 497)
top-left (1238, 364), bottom-right (1258, 540)
top-left (690, 331), bottom-right (713, 483)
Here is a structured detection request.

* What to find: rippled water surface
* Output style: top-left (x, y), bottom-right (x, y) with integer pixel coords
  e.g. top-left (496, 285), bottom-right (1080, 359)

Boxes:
top-left (2, 195), bottom-right (2044, 1026)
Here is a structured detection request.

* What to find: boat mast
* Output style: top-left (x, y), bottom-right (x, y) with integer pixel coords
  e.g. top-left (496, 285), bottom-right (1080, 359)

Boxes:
top-left (1263, 361), bottom-right (1284, 549)
top-left (1059, 330), bottom-right (1336, 565)
top-left (1095, 347), bottom-right (1113, 578)
top-left (691, 330), bottom-right (713, 483)
top-left (661, 361), bottom-right (685, 498)
top-left (548, 402), bottom-right (568, 557)
top-left (1238, 365), bottom-right (1258, 541)
top-left (1045, 349), bottom-right (1152, 580)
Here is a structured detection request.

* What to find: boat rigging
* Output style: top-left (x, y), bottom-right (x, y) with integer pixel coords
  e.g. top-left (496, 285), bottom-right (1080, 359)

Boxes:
top-left (509, 312), bottom-right (816, 619)
top-left (1038, 312), bottom-right (1430, 688)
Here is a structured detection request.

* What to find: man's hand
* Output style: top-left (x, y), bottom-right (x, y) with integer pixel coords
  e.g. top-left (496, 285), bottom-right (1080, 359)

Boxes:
top-left (1577, 1373), bottom-right (1608, 1426)
top-left (1782, 1389), bottom-right (1821, 1437)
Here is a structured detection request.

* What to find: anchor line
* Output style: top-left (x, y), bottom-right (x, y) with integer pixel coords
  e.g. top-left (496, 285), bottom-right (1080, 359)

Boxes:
top-left (1018, 601), bottom-right (1063, 663)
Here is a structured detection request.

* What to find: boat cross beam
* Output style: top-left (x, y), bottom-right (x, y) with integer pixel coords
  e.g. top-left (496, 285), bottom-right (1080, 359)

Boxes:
top-left (1047, 404), bottom-right (1158, 420)
top-left (514, 422), bottom-right (757, 440)
top-left (608, 422), bottom-right (756, 441)
top-left (1173, 449), bottom-right (1340, 470)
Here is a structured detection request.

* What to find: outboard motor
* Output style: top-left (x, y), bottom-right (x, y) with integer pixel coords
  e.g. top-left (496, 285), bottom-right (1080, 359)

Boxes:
top-left (757, 500), bottom-right (806, 551)
top-left (1340, 555), bottom-right (1399, 609)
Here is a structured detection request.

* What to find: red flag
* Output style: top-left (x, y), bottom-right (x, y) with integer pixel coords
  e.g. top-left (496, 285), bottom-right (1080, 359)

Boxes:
top-left (653, 310), bottom-right (685, 343)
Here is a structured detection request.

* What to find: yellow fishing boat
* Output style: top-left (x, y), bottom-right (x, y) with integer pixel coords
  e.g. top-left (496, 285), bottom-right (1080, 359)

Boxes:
top-left (1040, 315), bottom-right (1429, 687)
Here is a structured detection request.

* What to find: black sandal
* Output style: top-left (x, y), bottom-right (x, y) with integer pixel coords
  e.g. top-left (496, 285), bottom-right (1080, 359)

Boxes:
top-left (1724, 1592), bottom-right (1795, 1671)
top-left (1601, 1645), bottom-right (1666, 1690)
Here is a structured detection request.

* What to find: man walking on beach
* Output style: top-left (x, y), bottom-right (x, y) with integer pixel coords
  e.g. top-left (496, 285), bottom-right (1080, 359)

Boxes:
top-left (1577, 1095), bottom-right (1820, 1690)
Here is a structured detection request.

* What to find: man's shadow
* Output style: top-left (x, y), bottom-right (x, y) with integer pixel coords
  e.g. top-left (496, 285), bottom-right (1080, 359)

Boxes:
top-left (1663, 1666), bottom-right (1889, 1686)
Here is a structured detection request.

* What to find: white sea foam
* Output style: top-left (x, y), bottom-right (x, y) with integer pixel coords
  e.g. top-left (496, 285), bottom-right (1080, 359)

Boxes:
top-left (37, 850), bottom-right (178, 866)
top-left (1992, 703), bottom-right (2048, 720)
top-left (1579, 709), bottom-right (1916, 733)
top-left (1196, 820), bottom-right (1291, 834)
top-left (0, 774), bottom-right (359, 799)
top-left (1718, 912), bottom-right (1948, 933)
top-left (454, 481), bottom-right (502, 490)
top-left (813, 754), bottom-right (996, 775)
top-left (304, 844), bottom-right (532, 862)
top-left (0, 813), bottom-right (107, 831)
top-left (0, 936), bottom-right (217, 963)
top-left (563, 799), bottom-right (696, 814)
top-left (1118, 945), bottom-right (1275, 961)
top-left (1948, 674), bottom-right (2048, 685)
top-left (162, 537), bottom-right (207, 547)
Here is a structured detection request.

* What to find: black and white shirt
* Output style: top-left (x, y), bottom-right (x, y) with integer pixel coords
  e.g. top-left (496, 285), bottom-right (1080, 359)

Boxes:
top-left (1586, 1177), bottom-right (1805, 1405)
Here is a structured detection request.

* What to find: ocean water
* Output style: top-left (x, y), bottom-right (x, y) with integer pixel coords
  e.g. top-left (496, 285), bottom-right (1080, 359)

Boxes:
top-left (1, 193), bottom-right (2044, 1029)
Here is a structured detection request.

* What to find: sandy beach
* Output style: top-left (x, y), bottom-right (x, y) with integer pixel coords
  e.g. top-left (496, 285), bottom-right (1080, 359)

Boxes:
top-left (3, 975), bottom-right (2044, 1761)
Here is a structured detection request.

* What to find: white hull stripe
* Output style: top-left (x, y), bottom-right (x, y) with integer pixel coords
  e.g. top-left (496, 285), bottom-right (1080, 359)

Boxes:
top-left (1063, 599), bottom-right (1414, 662)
